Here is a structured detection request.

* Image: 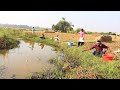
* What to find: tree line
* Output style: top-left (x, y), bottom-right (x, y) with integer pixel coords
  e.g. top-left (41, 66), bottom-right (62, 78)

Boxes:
top-left (0, 23), bottom-right (49, 30)
top-left (52, 17), bottom-right (118, 35)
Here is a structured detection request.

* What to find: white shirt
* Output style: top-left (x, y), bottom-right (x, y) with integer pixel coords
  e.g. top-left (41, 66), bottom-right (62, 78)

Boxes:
top-left (54, 36), bottom-right (60, 41)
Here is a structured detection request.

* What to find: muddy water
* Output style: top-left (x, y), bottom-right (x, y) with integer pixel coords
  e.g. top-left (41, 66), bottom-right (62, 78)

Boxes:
top-left (0, 40), bottom-right (58, 79)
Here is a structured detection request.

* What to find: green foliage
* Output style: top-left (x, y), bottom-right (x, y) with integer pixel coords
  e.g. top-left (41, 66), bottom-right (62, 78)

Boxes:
top-left (29, 68), bottom-right (64, 79)
top-left (85, 31), bottom-right (93, 34)
top-left (101, 32), bottom-right (116, 35)
top-left (75, 28), bottom-right (81, 33)
top-left (33, 44), bottom-right (120, 79)
top-left (1, 27), bottom-right (120, 79)
top-left (0, 35), bottom-right (20, 49)
top-left (52, 18), bottom-right (74, 32)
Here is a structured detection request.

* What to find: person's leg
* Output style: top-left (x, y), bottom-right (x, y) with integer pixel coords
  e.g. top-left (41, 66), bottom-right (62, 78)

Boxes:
top-left (81, 42), bottom-right (84, 46)
top-left (78, 42), bottom-right (80, 47)
top-left (92, 50), bottom-right (96, 55)
top-left (80, 42), bottom-right (82, 46)
top-left (99, 50), bottom-right (106, 57)
top-left (83, 42), bottom-right (84, 45)
top-left (102, 49), bottom-right (106, 54)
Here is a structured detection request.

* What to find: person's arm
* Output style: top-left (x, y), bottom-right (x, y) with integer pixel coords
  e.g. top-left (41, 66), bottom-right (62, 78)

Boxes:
top-left (83, 32), bottom-right (85, 39)
top-left (103, 44), bottom-right (111, 53)
top-left (58, 37), bottom-right (60, 40)
top-left (82, 44), bottom-right (95, 52)
top-left (75, 31), bottom-right (80, 35)
top-left (82, 48), bottom-right (91, 52)
top-left (106, 47), bottom-right (111, 53)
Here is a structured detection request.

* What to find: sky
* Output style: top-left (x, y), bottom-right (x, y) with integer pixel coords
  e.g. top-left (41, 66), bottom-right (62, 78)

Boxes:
top-left (0, 11), bottom-right (120, 34)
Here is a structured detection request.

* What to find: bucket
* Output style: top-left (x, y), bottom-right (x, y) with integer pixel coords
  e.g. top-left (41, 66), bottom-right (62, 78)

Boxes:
top-left (102, 54), bottom-right (114, 61)
top-left (68, 42), bottom-right (73, 46)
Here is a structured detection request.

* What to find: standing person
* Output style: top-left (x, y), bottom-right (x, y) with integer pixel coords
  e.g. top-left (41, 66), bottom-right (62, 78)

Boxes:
top-left (32, 27), bottom-right (35, 34)
top-left (82, 40), bottom-right (110, 57)
top-left (78, 28), bottom-right (85, 47)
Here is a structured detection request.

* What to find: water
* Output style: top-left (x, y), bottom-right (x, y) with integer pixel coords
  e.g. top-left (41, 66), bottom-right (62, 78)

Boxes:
top-left (0, 40), bottom-right (58, 79)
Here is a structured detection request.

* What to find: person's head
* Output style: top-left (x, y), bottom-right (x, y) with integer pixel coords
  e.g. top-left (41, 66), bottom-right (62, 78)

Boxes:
top-left (33, 27), bottom-right (34, 28)
top-left (81, 29), bottom-right (84, 32)
top-left (96, 40), bottom-right (102, 46)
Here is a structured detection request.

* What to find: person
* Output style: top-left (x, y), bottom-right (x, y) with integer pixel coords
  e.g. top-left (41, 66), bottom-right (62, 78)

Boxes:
top-left (54, 35), bottom-right (60, 41)
top-left (32, 27), bottom-right (35, 34)
top-left (82, 40), bottom-right (110, 57)
top-left (40, 33), bottom-right (45, 39)
top-left (78, 29), bottom-right (85, 47)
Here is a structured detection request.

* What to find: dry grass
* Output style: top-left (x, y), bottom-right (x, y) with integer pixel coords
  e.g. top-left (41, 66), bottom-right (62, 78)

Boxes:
top-left (25, 31), bottom-right (104, 42)
top-left (24, 31), bottom-right (120, 79)
top-left (25, 31), bottom-right (120, 51)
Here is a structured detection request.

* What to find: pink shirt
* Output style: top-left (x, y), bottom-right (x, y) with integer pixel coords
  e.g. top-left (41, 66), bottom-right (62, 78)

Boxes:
top-left (79, 31), bottom-right (84, 38)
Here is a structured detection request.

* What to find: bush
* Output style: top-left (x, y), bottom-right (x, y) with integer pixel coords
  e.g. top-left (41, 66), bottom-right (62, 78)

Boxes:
top-left (0, 35), bottom-right (20, 49)
top-left (85, 31), bottom-right (93, 34)
top-left (44, 30), bottom-right (55, 33)
top-left (100, 35), bottom-right (112, 42)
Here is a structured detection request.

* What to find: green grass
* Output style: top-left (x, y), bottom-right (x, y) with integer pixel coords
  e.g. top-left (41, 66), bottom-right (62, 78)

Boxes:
top-left (32, 45), bottom-right (120, 79)
top-left (0, 35), bottom-right (20, 49)
top-left (1, 28), bottom-right (120, 79)
top-left (0, 28), bottom-right (21, 50)
top-left (0, 28), bottom-right (59, 49)
top-left (21, 33), bottom-right (60, 48)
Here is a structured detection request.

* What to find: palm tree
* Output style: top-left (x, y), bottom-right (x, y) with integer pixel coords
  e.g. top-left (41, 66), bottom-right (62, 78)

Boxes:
top-left (62, 17), bottom-right (65, 21)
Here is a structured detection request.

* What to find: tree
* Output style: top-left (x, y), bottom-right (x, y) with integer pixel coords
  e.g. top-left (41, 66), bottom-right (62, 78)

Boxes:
top-left (62, 17), bottom-right (65, 21)
top-left (52, 24), bottom-right (55, 30)
top-left (75, 28), bottom-right (81, 33)
top-left (108, 32), bottom-right (112, 35)
top-left (52, 18), bottom-right (74, 32)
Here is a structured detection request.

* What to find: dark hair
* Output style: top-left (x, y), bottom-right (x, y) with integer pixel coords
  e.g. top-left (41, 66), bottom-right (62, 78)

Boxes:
top-left (81, 29), bottom-right (84, 32)
top-left (97, 40), bottom-right (101, 43)
top-left (33, 27), bottom-right (34, 28)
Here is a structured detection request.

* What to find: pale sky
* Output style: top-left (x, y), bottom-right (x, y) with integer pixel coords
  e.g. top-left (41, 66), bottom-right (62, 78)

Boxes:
top-left (0, 11), bottom-right (120, 34)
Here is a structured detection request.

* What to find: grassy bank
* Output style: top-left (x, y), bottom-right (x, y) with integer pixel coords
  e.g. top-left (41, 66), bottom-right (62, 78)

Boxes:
top-left (29, 45), bottom-right (120, 79)
top-left (0, 28), bottom-right (59, 49)
top-left (0, 35), bottom-right (20, 49)
top-left (21, 32), bottom-right (60, 48)
top-left (1, 28), bottom-right (120, 79)
top-left (21, 31), bottom-right (120, 79)
top-left (0, 28), bottom-right (21, 49)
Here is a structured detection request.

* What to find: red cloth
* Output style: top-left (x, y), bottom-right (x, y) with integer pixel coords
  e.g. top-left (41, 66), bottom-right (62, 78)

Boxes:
top-left (90, 44), bottom-right (108, 52)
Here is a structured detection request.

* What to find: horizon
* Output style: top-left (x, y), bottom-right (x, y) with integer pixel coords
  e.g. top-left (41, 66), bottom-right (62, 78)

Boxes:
top-left (0, 11), bottom-right (120, 34)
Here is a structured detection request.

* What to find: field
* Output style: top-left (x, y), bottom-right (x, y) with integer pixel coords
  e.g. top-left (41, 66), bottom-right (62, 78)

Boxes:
top-left (24, 30), bottom-right (120, 79)
top-left (1, 29), bottom-right (120, 79)
top-left (26, 31), bottom-right (120, 51)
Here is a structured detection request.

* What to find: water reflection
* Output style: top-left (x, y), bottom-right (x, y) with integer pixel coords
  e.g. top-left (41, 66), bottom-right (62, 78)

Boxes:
top-left (24, 40), bottom-right (35, 50)
top-left (24, 40), bottom-right (45, 50)
top-left (0, 50), bottom-right (9, 57)
top-left (39, 43), bottom-right (45, 49)
top-left (0, 40), bottom-right (57, 79)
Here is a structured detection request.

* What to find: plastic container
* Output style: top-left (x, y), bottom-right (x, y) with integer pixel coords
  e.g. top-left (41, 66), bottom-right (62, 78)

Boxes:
top-left (68, 42), bottom-right (73, 46)
top-left (102, 54), bottom-right (114, 61)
